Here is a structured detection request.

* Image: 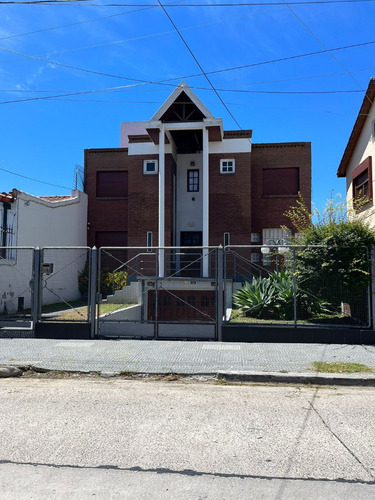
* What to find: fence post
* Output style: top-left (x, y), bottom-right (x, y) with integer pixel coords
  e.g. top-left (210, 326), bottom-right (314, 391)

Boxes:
top-left (31, 247), bottom-right (41, 326)
top-left (217, 246), bottom-right (224, 342)
top-left (371, 247), bottom-right (375, 329)
top-left (89, 247), bottom-right (98, 339)
top-left (293, 247), bottom-right (297, 328)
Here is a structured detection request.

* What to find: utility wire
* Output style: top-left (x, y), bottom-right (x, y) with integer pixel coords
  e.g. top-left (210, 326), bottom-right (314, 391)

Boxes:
top-left (156, 0), bottom-right (243, 129)
top-left (281, 0), bottom-right (373, 105)
top-left (0, 166), bottom-right (71, 190)
top-left (0, 0), bottom-right (189, 41)
top-left (1, 38), bottom-right (375, 104)
top-left (2, 0), bottom-right (375, 5)
top-left (1, 38), bottom-right (374, 85)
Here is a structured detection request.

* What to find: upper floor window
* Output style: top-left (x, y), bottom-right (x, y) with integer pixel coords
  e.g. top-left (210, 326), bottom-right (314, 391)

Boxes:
top-left (220, 159), bottom-right (235, 174)
top-left (187, 169), bottom-right (199, 192)
top-left (96, 171), bottom-right (128, 197)
top-left (352, 156), bottom-right (372, 204)
top-left (143, 160), bottom-right (158, 175)
top-left (263, 167), bottom-right (299, 196)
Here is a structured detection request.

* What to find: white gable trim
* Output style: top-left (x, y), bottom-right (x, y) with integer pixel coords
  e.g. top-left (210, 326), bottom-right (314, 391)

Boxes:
top-left (151, 81), bottom-right (215, 121)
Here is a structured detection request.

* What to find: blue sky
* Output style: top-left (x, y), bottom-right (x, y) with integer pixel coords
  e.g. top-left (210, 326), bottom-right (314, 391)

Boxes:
top-left (1, 0), bottom-right (375, 212)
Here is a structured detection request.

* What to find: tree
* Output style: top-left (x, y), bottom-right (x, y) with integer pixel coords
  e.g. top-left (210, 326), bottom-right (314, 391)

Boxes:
top-left (284, 194), bottom-right (375, 322)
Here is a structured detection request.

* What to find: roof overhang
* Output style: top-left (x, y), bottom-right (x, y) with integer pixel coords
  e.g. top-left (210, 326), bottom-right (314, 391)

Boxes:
top-left (337, 78), bottom-right (375, 177)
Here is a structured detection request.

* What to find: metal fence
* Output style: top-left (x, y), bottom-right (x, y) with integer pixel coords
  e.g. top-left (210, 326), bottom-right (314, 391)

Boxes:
top-left (97, 246), bottom-right (221, 339)
top-left (225, 245), bottom-right (371, 328)
top-left (0, 244), bottom-right (372, 337)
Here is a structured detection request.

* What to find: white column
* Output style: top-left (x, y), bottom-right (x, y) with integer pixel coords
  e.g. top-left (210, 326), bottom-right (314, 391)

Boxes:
top-left (202, 126), bottom-right (209, 277)
top-left (158, 124), bottom-right (165, 277)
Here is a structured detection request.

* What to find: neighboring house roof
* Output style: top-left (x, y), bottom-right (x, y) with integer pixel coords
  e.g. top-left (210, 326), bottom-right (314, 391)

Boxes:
top-left (337, 78), bottom-right (375, 177)
top-left (38, 195), bottom-right (74, 202)
top-left (0, 191), bottom-right (16, 204)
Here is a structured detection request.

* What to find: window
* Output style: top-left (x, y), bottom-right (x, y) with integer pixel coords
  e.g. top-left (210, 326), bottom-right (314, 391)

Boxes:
top-left (143, 160), bottom-right (158, 175)
top-left (220, 159), bottom-right (235, 174)
top-left (352, 156), bottom-right (372, 203)
top-left (353, 170), bottom-right (369, 199)
top-left (147, 232), bottom-right (153, 252)
top-left (262, 168), bottom-right (299, 196)
top-left (96, 171), bottom-right (128, 198)
top-left (187, 169), bottom-right (199, 192)
top-left (224, 232), bottom-right (230, 248)
top-left (262, 228), bottom-right (292, 244)
top-left (251, 253), bottom-right (260, 263)
top-left (251, 233), bottom-right (260, 243)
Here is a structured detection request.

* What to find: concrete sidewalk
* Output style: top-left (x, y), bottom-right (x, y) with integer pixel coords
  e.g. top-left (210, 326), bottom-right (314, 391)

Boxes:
top-left (1, 338), bottom-right (375, 385)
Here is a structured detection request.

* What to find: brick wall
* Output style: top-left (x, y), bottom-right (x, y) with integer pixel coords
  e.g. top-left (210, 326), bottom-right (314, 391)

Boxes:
top-left (208, 152), bottom-right (252, 245)
top-left (251, 142), bottom-right (311, 240)
top-left (84, 149), bottom-right (129, 248)
top-left (85, 142), bottom-right (311, 249)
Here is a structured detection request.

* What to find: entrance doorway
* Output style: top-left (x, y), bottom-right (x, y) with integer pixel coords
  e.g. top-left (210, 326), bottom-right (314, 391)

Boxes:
top-left (180, 231), bottom-right (202, 277)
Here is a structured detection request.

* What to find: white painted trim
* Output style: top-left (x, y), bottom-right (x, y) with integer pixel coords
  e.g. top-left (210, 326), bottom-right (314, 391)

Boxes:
top-left (209, 139), bottom-right (251, 154)
top-left (202, 126), bottom-right (209, 277)
top-left (158, 125), bottom-right (165, 277)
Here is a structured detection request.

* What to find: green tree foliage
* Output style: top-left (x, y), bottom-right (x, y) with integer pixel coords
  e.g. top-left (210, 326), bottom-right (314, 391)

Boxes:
top-left (78, 262), bottom-right (127, 296)
top-left (285, 194), bottom-right (375, 318)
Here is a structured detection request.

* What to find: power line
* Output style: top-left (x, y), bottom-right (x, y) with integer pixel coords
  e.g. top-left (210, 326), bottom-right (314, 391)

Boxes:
top-left (0, 166), bottom-right (71, 190)
top-left (280, 0), bottom-right (373, 105)
top-left (0, 0), bottom-right (188, 41)
top-left (2, 0), bottom-right (375, 5)
top-left (1, 38), bottom-right (375, 104)
top-left (156, 0), bottom-right (243, 129)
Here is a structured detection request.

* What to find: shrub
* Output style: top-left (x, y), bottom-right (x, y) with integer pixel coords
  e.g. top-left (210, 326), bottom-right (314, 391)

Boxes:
top-left (233, 270), bottom-right (330, 321)
top-left (78, 262), bottom-right (127, 296)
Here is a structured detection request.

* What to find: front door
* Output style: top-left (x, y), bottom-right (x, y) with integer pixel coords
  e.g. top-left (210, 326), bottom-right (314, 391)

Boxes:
top-left (180, 231), bottom-right (202, 277)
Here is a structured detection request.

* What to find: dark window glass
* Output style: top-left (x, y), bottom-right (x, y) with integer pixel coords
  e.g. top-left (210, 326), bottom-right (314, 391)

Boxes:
top-left (96, 171), bottom-right (128, 197)
top-left (187, 169), bottom-right (199, 192)
top-left (353, 170), bottom-right (369, 199)
top-left (262, 168), bottom-right (299, 195)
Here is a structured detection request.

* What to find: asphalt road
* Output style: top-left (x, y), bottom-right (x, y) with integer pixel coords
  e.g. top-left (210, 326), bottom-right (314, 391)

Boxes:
top-left (1, 377), bottom-right (375, 499)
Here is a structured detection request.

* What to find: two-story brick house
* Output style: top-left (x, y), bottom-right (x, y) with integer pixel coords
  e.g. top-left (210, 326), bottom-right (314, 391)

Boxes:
top-left (84, 81), bottom-right (311, 277)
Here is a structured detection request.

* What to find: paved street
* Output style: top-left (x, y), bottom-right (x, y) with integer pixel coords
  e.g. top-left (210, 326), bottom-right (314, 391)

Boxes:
top-left (0, 378), bottom-right (375, 499)
top-left (1, 339), bottom-right (375, 384)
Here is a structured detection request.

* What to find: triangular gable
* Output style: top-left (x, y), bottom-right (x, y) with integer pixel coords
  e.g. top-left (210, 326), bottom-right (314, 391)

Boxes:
top-left (151, 81), bottom-right (215, 122)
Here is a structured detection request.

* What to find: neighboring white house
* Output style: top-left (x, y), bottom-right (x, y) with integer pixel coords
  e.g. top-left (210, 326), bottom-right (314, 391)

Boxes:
top-left (337, 78), bottom-right (375, 226)
top-left (0, 189), bottom-right (87, 314)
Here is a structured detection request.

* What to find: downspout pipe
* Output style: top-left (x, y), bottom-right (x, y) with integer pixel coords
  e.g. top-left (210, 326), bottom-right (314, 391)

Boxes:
top-left (1, 202), bottom-right (10, 258)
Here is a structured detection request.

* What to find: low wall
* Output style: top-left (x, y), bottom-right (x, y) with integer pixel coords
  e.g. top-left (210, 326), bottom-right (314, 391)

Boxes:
top-left (222, 325), bottom-right (375, 345)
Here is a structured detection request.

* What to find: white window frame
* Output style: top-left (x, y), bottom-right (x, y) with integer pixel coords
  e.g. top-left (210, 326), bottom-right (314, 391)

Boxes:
top-left (143, 160), bottom-right (158, 175)
top-left (220, 159), bottom-right (235, 174)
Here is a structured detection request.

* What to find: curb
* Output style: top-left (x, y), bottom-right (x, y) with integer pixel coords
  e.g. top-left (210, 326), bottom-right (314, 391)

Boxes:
top-left (0, 365), bottom-right (23, 378)
top-left (216, 371), bottom-right (375, 386)
top-left (5, 364), bottom-right (375, 386)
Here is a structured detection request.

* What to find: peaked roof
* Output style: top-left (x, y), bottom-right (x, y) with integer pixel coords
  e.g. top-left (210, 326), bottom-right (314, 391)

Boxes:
top-left (337, 78), bottom-right (375, 177)
top-left (151, 81), bottom-right (215, 122)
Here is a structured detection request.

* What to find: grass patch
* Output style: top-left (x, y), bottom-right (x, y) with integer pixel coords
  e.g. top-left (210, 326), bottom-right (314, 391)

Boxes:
top-left (312, 361), bottom-right (373, 373)
top-left (43, 302), bottom-right (132, 321)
